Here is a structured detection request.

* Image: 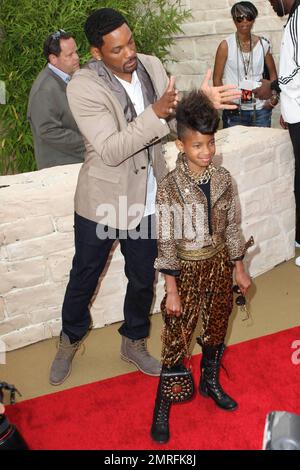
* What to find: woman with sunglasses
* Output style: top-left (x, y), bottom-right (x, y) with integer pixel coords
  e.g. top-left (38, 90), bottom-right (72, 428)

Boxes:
top-left (213, 1), bottom-right (278, 128)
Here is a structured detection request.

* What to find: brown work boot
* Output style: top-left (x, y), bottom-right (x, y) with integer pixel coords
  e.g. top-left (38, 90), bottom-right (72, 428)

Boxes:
top-left (49, 332), bottom-right (84, 386)
top-left (120, 336), bottom-right (161, 376)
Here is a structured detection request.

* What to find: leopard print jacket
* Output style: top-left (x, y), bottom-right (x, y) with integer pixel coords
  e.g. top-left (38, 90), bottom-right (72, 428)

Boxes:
top-left (154, 155), bottom-right (245, 271)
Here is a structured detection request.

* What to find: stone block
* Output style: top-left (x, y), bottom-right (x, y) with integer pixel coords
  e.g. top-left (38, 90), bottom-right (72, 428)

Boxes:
top-left (180, 21), bottom-right (216, 36)
top-left (271, 179), bottom-right (296, 213)
top-left (4, 283), bottom-right (66, 318)
top-left (276, 142), bottom-right (294, 164)
top-left (0, 297), bottom-right (6, 321)
top-left (191, 8), bottom-right (234, 22)
top-left (0, 258), bottom-right (47, 295)
top-left (0, 179), bottom-right (76, 224)
top-left (0, 263), bottom-right (7, 274)
top-left (0, 315), bottom-right (30, 335)
top-left (0, 215), bottom-right (55, 245)
top-left (240, 187), bottom-right (272, 220)
top-left (167, 59), bottom-right (210, 76)
top-left (1, 324), bottom-right (52, 351)
top-left (173, 75), bottom-right (203, 92)
top-left (191, 0), bottom-right (229, 10)
top-left (215, 20), bottom-right (236, 35)
top-left (242, 217), bottom-right (281, 244)
top-left (168, 39), bottom-right (196, 61)
top-left (243, 148), bottom-right (275, 172)
top-left (248, 235), bottom-right (291, 277)
top-left (277, 208), bottom-right (296, 233)
top-left (6, 232), bottom-right (74, 261)
top-left (255, 17), bottom-right (285, 32)
top-left (194, 35), bottom-right (226, 59)
top-left (0, 246), bottom-right (8, 262)
top-left (30, 307), bottom-right (60, 325)
top-left (236, 162), bottom-right (277, 193)
top-left (216, 151), bottom-right (243, 177)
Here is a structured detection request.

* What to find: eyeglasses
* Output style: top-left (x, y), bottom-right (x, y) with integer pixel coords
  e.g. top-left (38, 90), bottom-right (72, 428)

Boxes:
top-left (235, 14), bottom-right (254, 23)
top-left (51, 29), bottom-right (66, 40)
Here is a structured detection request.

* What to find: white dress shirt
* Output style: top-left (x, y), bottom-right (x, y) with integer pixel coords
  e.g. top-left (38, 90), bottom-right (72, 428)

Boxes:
top-left (48, 63), bottom-right (71, 84)
top-left (115, 71), bottom-right (157, 218)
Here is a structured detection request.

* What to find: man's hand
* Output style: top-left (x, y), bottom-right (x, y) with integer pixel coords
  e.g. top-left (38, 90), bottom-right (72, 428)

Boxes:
top-left (253, 79), bottom-right (272, 100)
top-left (280, 115), bottom-right (288, 129)
top-left (152, 76), bottom-right (179, 119)
top-left (201, 69), bottom-right (242, 110)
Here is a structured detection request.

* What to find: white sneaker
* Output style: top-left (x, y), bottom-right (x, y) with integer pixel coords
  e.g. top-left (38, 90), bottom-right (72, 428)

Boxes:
top-left (295, 256), bottom-right (300, 267)
top-left (295, 241), bottom-right (300, 248)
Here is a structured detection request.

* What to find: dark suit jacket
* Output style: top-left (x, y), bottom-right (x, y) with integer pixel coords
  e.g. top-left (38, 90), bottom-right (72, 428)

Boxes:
top-left (27, 66), bottom-right (85, 169)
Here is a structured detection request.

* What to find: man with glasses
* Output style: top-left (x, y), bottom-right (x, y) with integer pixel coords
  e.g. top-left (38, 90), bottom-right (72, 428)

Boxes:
top-left (254, 0), bottom-right (300, 266)
top-left (27, 30), bottom-right (85, 169)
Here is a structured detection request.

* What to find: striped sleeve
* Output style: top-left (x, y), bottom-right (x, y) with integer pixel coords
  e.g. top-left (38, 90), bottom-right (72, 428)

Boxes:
top-left (278, 6), bottom-right (300, 99)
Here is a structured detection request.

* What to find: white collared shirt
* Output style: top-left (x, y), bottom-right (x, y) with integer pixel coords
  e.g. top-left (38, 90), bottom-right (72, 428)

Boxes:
top-left (48, 63), bottom-right (71, 84)
top-left (114, 71), bottom-right (157, 218)
top-left (278, 6), bottom-right (300, 123)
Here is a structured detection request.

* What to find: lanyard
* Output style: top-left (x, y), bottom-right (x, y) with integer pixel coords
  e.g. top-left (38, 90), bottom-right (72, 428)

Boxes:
top-left (236, 33), bottom-right (253, 80)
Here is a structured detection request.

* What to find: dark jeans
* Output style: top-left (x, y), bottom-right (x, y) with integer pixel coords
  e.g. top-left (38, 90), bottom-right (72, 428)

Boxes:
top-left (62, 213), bottom-right (157, 342)
top-left (222, 107), bottom-right (272, 128)
top-left (288, 122), bottom-right (300, 244)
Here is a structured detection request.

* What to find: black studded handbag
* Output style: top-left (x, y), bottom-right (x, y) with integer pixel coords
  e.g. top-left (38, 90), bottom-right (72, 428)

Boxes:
top-left (160, 321), bottom-right (194, 403)
top-left (160, 363), bottom-right (194, 403)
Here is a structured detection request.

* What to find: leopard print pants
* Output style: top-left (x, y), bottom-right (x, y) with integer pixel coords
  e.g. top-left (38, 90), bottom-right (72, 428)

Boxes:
top-left (161, 247), bottom-right (233, 367)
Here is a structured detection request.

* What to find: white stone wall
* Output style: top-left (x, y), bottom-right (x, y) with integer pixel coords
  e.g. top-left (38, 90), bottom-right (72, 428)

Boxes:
top-left (0, 127), bottom-right (294, 351)
top-left (0, 166), bottom-right (165, 351)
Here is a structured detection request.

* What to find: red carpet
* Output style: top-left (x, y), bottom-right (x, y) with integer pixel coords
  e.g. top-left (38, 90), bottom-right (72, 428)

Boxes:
top-left (6, 326), bottom-right (300, 450)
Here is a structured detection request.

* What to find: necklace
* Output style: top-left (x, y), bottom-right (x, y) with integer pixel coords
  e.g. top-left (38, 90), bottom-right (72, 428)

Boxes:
top-left (236, 32), bottom-right (253, 79)
top-left (182, 156), bottom-right (216, 184)
top-left (188, 165), bottom-right (215, 184)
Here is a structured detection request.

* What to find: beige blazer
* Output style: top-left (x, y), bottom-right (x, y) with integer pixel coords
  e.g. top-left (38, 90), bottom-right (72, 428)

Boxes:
top-left (67, 53), bottom-right (171, 229)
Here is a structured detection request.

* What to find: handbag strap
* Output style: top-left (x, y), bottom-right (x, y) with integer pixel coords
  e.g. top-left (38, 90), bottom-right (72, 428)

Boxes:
top-left (162, 318), bottom-right (192, 370)
top-left (180, 322), bottom-right (192, 370)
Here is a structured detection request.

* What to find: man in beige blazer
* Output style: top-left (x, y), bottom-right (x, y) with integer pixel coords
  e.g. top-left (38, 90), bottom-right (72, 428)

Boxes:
top-left (49, 8), bottom-right (242, 386)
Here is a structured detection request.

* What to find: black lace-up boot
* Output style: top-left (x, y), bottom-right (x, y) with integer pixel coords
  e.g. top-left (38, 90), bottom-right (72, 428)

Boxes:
top-left (199, 343), bottom-right (237, 411)
top-left (150, 381), bottom-right (171, 444)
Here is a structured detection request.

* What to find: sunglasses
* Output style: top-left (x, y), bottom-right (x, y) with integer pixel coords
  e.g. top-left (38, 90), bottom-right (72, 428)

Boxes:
top-left (233, 284), bottom-right (252, 324)
top-left (235, 14), bottom-right (254, 22)
top-left (51, 29), bottom-right (66, 40)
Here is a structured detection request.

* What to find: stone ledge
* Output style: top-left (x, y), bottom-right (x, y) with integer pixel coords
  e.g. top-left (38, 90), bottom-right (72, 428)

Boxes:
top-left (0, 126), bottom-right (295, 350)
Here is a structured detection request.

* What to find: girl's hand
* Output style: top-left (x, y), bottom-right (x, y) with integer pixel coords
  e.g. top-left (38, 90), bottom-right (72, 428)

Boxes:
top-left (166, 292), bottom-right (182, 317)
top-left (235, 270), bottom-right (251, 296)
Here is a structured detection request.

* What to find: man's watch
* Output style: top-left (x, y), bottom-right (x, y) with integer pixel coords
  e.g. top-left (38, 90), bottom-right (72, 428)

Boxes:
top-left (270, 79), bottom-right (281, 95)
top-left (269, 89), bottom-right (280, 107)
